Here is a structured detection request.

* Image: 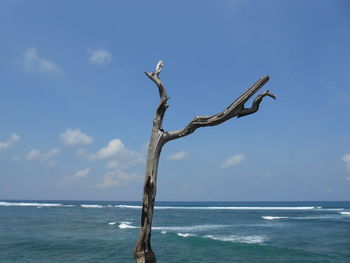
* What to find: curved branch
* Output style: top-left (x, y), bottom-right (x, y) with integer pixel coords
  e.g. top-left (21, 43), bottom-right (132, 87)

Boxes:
top-left (146, 60), bottom-right (169, 130)
top-left (165, 76), bottom-right (271, 141)
top-left (145, 60), bottom-right (167, 99)
top-left (237, 90), bottom-right (276, 118)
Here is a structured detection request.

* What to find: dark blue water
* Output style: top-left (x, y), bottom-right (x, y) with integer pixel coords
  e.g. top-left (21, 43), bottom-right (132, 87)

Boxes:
top-left (1, 201), bottom-right (349, 263)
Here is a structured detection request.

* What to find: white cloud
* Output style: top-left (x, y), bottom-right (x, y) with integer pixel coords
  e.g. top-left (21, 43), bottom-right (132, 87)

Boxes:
top-left (89, 138), bottom-right (145, 170)
top-left (47, 160), bottom-right (56, 167)
top-left (11, 134), bottom-right (20, 142)
top-left (168, 151), bottom-right (188, 160)
top-left (73, 168), bottom-right (91, 178)
top-left (26, 149), bottom-right (41, 160)
top-left (342, 154), bottom-right (350, 173)
top-left (88, 48), bottom-right (112, 66)
top-left (11, 155), bottom-right (21, 161)
top-left (60, 129), bottom-right (93, 146)
top-left (19, 48), bottom-right (62, 75)
top-left (25, 147), bottom-right (60, 165)
top-left (220, 154), bottom-right (245, 168)
top-left (96, 170), bottom-right (141, 188)
top-left (61, 168), bottom-right (91, 185)
top-left (44, 147), bottom-right (60, 159)
top-left (0, 133), bottom-right (20, 150)
top-left (95, 139), bottom-right (124, 159)
top-left (106, 160), bottom-right (122, 169)
top-left (76, 149), bottom-right (86, 156)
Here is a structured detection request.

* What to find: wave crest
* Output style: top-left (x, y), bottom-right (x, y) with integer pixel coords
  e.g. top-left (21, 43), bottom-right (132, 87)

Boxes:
top-left (262, 216), bottom-right (289, 220)
top-left (118, 221), bottom-right (138, 229)
top-left (115, 205), bottom-right (322, 210)
top-left (152, 224), bottom-right (227, 232)
top-left (204, 234), bottom-right (267, 244)
top-left (0, 202), bottom-right (72, 207)
top-left (80, 204), bottom-right (103, 208)
top-left (177, 233), bottom-right (196, 238)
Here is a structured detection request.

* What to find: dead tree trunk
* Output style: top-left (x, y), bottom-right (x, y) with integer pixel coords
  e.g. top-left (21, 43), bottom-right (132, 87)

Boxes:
top-left (134, 61), bottom-right (275, 263)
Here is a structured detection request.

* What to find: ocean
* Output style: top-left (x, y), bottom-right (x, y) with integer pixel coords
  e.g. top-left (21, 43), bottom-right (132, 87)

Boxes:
top-left (0, 201), bottom-right (349, 263)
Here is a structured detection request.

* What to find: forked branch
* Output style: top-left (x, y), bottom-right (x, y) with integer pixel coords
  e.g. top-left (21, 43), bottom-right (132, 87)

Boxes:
top-left (237, 89), bottom-right (276, 118)
top-left (135, 61), bottom-right (275, 263)
top-left (164, 75), bottom-right (275, 141)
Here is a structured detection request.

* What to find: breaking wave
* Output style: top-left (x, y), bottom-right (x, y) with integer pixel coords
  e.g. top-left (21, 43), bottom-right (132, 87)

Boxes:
top-left (177, 233), bottom-right (196, 238)
top-left (340, 211), bottom-right (350, 215)
top-left (118, 221), bottom-right (138, 229)
top-left (152, 224), bottom-right (227, 232)
top-left (0, 202), bottom-right (74, 207)
top-left (2, 202), bottom-right (344, 212)
top-left (262, 216), bottom-right (289, 220)
top-left (173, 231), bottom-right (267, 244)
top-left (262, 215), bottom-right (345, 220)
top-left (116, 222), bottom-right (228, 232)
top-left (115, 205), bottom-right (324, 210)
top-left (204, 234), bottom-right (267, 244)
top-left (80, 204), bottom-right (103, 208)
top-left (115, 205), bottom-right (142, 209)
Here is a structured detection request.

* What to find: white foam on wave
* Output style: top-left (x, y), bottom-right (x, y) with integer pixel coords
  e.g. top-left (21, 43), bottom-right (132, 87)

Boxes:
top-left (263, 215), bottom-right (343, 220)
top-left (294, 215), bottom-right (339, 220)
top-left (262, 216), bottom-right (289, 220)
top-left (118, 223), bottom-right (136, 229)
top-left (152, 224), bottom-right (227, 232)
top-left (268, 215), bottom-right (343, 221)
top-left (340, 211), bottom-right (350, 215)
top-left (116, 222), bottom-right (227, 232)
top-left (120, 221), bottom-right (133, 224)
top-left (118, 221), bottom-right (138, 229)
top-left (115, 204), bottom-right (320, 210)
top-left (115, 205), bottom-right (142, 209)
top-left (80, 204), bottom-right (103, 208)
top-left (161, 231), bottom-right (167, 235)
top-left (0, 201), bottom-right (71, 207)
top-left (108, 222), bottom-right (117, 225)
top-left (204, 234), bottom-right (267, 244)
top-left (177, 233), bottom-right (196, 238)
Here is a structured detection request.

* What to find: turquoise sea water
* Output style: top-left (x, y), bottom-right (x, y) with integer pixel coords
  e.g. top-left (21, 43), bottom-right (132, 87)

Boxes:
top-left (0, 201), bottom-right (349, 263)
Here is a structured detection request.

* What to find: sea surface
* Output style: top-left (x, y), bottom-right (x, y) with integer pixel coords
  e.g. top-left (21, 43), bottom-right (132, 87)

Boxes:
top-left (0, 201), bottom-right (349, 263)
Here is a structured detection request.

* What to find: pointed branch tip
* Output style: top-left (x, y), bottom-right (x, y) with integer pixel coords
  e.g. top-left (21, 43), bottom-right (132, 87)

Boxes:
top-left (263, 90), bottom-right (276, 100)
top-left (155, 60), bottom-right (164, 76)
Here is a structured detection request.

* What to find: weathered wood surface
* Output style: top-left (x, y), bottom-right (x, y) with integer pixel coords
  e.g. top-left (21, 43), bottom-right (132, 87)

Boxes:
top-left (134, 61), bottom-right (275, 263)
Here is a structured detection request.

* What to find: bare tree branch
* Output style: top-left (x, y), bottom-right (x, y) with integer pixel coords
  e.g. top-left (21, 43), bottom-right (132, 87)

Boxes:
top-left (135, 61), bottom-right (275, 263)
top-left (237, 89), bottom-right (276, 118)
top-left (145, 60), bottom-right (169, 131)
top-left (164, 76), bottom-right (273, 141)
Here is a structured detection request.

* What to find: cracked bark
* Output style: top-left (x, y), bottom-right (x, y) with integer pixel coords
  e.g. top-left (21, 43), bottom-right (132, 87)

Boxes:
top-left (134, 61), bottom-right (275, 263)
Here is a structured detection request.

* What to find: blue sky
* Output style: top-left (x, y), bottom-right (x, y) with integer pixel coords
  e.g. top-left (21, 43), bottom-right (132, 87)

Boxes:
top-left (0, 0), bottom-right (349, 201)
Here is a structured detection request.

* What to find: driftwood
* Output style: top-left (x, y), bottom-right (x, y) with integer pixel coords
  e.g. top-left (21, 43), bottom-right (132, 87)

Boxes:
top-left (134, 61), bottom-right (275, 263)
